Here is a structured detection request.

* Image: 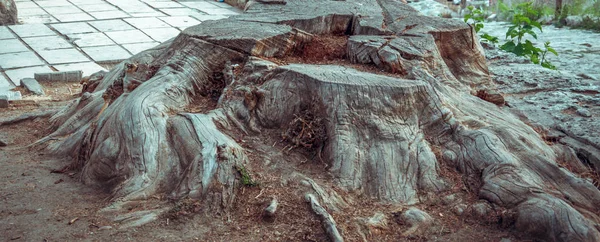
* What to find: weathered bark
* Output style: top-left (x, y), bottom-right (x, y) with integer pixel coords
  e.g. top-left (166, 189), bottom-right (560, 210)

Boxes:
top-left (0, 0), bottom-right (17, 25)
top-left (38, 0), bottom-right (600, 241)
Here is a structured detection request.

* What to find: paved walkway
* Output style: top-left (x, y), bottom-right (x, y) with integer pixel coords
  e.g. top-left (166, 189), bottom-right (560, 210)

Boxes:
top-left (0, 0), bottom-right (240, 97)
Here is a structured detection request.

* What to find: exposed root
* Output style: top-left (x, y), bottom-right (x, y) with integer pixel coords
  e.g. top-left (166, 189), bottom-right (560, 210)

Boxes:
top-left (305, 193), bottom-right (344, 242)
top-left (0, 109), bottom-right (60, 127)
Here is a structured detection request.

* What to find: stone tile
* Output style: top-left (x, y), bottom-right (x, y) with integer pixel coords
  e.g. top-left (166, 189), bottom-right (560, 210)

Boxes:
top-left (22, 35), bottom-right (72, 51)
top-left (69, 0), bottom-right (105, 4)
top-left (192, 14), bottom-right (228, 22)
top-left (52, 13), bottom-right (94, 22)
top-left (159, 16), bottom-right (200, 28)
top-left (15, 1), bottom-right (39, 9)
top-left (124, 17), bottom-right (169, 29)
top-left (88, 19), bottom-right (135, 32)
top-left (82, 45), bottom-right (131, 63)
top-left (140, 27), bottom-right (179, 42)
top-left (122, 42), bottom-right (159, 55)
top-left (181, 1), bottom-right (223, 10)
top-left (43, 5), bottom-right (82, 15)
top-left (50, 22), bottom-right (97, 35)
top-left (18, 15), bottom-right (59, 24)
top-left (18, 7), bottom-right (47, 16)
top-left (117, 4), bottom-right (155, 14)
top-left (5, 66), bottom-right (53, 85)
top-left (0, 51), bottom-right (45, 69)
top-left (0, 90), bottom-right (22, 101)
top-left (129, 12), bottom-right (166, 17)
top-left (0, 39), bottom-right (28, 54)
top-left (9, 24), bottom-right (55, 38)
top-left (159, 8), bottom-right (207, 18)
top-left (0, 73), bottom-right (12, 89)
top-left (52, 62), bottom-right (107, 77)
top-left (37, 49), bottom-right (90, 64)
top-left (199, 8), bottom-right (239, 15)
top-left (105, 29), bottom-right (153, 44)
top-left (145, 1), bottom-right (183, 8)
top-left (35, 0), bottom-right (73, 7)
top-left (0, 27), bottom-right (14, 40)
top-left (88, 11), bottom-right (130, 20)
top-left (67, 32), bottom-right (115, 47)
top-left (76, 3), bottom-right (118, 12)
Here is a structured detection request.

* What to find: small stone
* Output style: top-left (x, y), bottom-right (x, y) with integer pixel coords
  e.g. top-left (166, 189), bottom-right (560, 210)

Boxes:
top-left (442, 150), bottom-right (456, 162)
top-left (402, 207), bottom-right (433, 226)
top-left (576, 108), bottom-right (592, 117)
top-left (471, 201), bottom-right (492, 218)
top-left (34, 70), bottom-right (83, 82)
top-left (98, 226), bottom-right (112, 231)
top-left (264, 198), bottom-right (278, 219)
top-left (441, 194), bottom-right (459, 205)
top-left (500, 238), bottom-right (512, 242)
top-left (0, 95), bottom-right (8, 108)
top-left (20, 78), bottom-right (45, 95)
top-left (452, 204), bottom-right (467, 215)
top-left (577, 73), bottom-right (598, 81)
top-left (0, 139), bottom-right (7, 146)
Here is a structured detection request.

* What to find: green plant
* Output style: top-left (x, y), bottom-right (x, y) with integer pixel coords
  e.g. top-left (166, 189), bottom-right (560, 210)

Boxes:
top-left (235, 164), bottom-right (258, 187)
top-left (464, 6), bottom-right (499, 44)
top-left (499, 2), bottom-right (558, 69)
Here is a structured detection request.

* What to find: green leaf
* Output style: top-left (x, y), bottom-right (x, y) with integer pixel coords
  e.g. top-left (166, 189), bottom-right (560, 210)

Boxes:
top-left (481, 33), bottom-right (499, 44)
top-left (531, 53), bottom-right (540, 64)
top-left (547, 46), bottom-right (558, 56)
top-left (513, 43), bottom-right (526, 56)
top-left (541, 61), bottom-right (557, 70)
top-left (500, 41), bottom-right (516, 52)
top-left (531, 21), bottom-right (542, 31)
top-left (526, 29), bottom-right (537, 39)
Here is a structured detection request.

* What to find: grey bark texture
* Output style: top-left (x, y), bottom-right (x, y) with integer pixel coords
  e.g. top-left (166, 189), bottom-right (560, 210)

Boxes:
top-left (0, 0), bottom-right (17, 25)
top-left (38, 0), bottom-right (600, 241)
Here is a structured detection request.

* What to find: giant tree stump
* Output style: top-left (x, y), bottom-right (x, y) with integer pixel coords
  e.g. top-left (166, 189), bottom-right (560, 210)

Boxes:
top-left (0, 0), bottom-right (17, 25)
top-left (39, 0), bottom-right (600, 241)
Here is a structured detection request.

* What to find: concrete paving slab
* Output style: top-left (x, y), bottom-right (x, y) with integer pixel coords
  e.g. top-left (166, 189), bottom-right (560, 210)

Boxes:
top-left (0, 90), bottom-right (22, 101)
top-left (122, 42), bottom-right (159, 55)
top-left (105, 29), bottom-right (153, 44)
top-left (124, 17), bottom-right (170, 29)
top-left (5, 66), bottom-right (53, 84)
top-left (181, 2), bottom-right (223, 10)
top-left (140, 27), bottom-right (179, 42)
top-left (0, 74), bottom-right (12, 89)
top-left (129, 12), bottom-right (166, 17)
top-left (159, 8), bottom-right (207, 18)
top-left (15, 1), bottom-right (38, 9)
top-left (0, 27), bottom-right (14, 40)
top-left (0, 52), bottom-right (45, 69)
top-left (82, 45), bottom-right (131, 63)
top-left (69, 0), bottom-right (106, 4)
top-left (117, 4), bottom-right (156, 14)
top-left (37, 49), bottom-right (90, 64)
top-left (89, 10), bottom-right (130, 20)
top-left (22, 35), bottom-right (72, 51)
top-left (35, 0), bottom-right (73, 7)
top-left (18, 15), bottom-right (59, 24)
top-left (145, 1), bottom-right (183, 8)
top-left (77, 3), bottom-right (119, 12)
top-left (51, 22), bottom-right (97, 35)
top-left (44, 5), bottom-right (83, 15)
top-left (53, 12), bottom-right (95, 22)
top-left (0, 39), bottom-right (29, 54)
top-left (159, 16), bottom-right (201, 28)
top-left (68, 32), bottom-right (115, 47)
top-left (21, 78), bottom-right (45, 95)
top-left (18, 7), bottom-right (48, 16)
top-left (9, 24), bottom-right (56, 38)
top-left (53, 62), bottom-right (107, 77)
top-left (88, 19), bottom-right (135, 32)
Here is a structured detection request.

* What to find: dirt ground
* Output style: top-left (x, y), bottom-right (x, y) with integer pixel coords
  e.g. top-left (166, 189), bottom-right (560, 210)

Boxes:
top-left (0, 80), bottom-right (533, 242)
